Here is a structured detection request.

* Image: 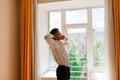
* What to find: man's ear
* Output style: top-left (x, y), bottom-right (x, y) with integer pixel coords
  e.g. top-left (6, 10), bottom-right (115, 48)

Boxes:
top-left (52, 35), bottom-right (55, 40)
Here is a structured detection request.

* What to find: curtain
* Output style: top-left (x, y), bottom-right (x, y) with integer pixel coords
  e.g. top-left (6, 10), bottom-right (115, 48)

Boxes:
top-left (105, 0), bottom-right (116, 80)
top-left (113, 0), bottom-right (120, 80)
top-left (21, 0), bottom-right (32, 80)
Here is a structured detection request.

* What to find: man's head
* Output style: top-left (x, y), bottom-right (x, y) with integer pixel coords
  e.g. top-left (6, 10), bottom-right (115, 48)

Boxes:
top-left (50, 28), bottom-right (62, 40)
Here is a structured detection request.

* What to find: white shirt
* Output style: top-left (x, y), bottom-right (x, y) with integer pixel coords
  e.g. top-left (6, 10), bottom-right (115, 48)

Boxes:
top-left (44, 34), bottom-right (69, 67)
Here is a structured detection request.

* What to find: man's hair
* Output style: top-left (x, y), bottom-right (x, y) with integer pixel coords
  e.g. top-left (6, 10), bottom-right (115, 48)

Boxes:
top-left (50, 28), bottom-right (59, 35)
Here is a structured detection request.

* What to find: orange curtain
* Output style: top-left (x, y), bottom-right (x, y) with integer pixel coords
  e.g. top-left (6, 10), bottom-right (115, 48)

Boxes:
top-left (113, 0), bottom-right (120, 80)
top-left (21, 0), bottom-right (32, 80)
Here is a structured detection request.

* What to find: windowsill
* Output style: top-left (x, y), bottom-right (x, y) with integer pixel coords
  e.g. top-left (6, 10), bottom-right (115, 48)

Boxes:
top-left (42, 71), bottom-right (56, 78)
top-left (41, 70), bottom-right (106, 80)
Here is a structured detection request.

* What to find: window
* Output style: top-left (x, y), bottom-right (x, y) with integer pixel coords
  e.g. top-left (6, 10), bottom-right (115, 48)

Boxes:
top-left (49, 11), bottom-right (61, 70)
top-left (65, 9), bottom-right (88, 24)
top-left (48, 7), bottom-right (105, 80)
top-left (92, 8), bottom-right (105, 70)
top-left (67, 28), bottom-right (87, 80)
top-left (49, 11), bottom-right (61, 31)
top-left (92, 8), bottom-right (105, 80)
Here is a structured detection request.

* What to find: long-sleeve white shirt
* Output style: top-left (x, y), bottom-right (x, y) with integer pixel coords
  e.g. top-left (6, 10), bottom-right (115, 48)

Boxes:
top-left (44, 34), bottom-right (69, 67)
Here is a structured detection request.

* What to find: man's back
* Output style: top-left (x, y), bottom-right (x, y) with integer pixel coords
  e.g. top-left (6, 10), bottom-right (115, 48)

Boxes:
top-left (44, 34), bottom-right (69, 66)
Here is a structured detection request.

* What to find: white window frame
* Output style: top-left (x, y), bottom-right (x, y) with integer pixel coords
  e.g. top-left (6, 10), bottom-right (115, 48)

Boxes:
top-left (63, 8), bottom-right (93, 80)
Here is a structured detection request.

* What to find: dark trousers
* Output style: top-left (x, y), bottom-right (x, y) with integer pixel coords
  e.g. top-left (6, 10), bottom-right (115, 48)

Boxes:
top-left (56, 65), bottom-right (70, 80)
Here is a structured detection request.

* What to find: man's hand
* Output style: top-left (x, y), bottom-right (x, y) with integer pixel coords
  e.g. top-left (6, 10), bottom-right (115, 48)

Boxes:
top-left (61, 35), bottom-right (67, 41)
top-left (51, 35), bottom-right (55, 40)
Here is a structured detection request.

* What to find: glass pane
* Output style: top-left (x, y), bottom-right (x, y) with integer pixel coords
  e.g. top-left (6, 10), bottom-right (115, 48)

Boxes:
top-left (49, 11), bottom-right (61, 70)
top-left (49, 11), bottom-right (61, 31)
top-left (49, 51), bottom-right (57, 70)
top-left (66, 9), bottom-right (88, 24)
top-left (92, 8), bottom-right (105, 80)
top-left (67, 28), bottom-right (87, 80)
top-left (92, 8), bottom-right (104, 31)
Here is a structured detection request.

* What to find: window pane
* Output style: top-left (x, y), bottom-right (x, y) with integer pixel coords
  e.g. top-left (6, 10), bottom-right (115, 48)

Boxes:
top-left (66, 9), bottom-right (88, 24)
top-left (92, 8), bottom-right (104, 31)
top-left (49, 11), bottom-right (61, 70)
top-left (67, 28), bottom-right (87, 80)
top-left (92, 8), bottom-right (105, 80)
top-left (49, 11), bottom-right (61, 31)
top-left (49, 51), bottom-right (57, 70)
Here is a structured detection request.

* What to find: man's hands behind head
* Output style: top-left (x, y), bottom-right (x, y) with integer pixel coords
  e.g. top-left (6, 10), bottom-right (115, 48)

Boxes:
top-left (61, 35), bottom-right (67, 41)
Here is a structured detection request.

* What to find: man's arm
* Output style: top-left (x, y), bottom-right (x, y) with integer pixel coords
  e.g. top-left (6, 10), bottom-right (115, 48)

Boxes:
top-left (44, 34), bottom-right (55, 49)
top-left (44, 34), bottom-right (54, 44)
top-left (61, 35), bottom-right (67, 41)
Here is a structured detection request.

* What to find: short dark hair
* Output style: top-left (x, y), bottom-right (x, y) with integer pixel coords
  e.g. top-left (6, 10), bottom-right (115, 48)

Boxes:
top-left (50, 28), bottom-right (59, 35)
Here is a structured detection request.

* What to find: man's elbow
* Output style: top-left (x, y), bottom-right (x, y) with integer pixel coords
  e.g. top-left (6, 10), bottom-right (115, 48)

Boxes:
top-left (44, 35), bottom-right (48, 40)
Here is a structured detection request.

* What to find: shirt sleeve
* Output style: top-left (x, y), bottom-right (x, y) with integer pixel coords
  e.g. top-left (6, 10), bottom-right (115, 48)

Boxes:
top-left (44, 34), bottom-right (56, 49)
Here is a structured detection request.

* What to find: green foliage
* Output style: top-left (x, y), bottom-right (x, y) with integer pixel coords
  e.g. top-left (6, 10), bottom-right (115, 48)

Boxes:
top-left (68, 37), bottom-right (104, 80)
top-left (68, 40), bottom-right (87, 80)
top-left (93, 37), bottom-right (104, 69)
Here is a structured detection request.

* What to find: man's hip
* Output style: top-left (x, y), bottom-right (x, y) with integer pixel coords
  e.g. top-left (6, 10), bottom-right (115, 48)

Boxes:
top-left (56, 65), bottom-right (70, 80)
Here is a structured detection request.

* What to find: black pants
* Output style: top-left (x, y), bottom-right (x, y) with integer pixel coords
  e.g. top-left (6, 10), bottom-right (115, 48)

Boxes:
top-left (56, 65), bottom-right (70, 80)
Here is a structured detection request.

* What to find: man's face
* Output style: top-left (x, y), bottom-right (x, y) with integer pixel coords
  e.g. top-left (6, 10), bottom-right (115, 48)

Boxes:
top-left (53, 31), bottom-right (62, 40)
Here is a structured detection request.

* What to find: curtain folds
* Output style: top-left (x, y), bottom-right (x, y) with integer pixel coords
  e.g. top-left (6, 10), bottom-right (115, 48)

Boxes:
top-left (113, 0), bottom-right (120, 80)
top-left (105, 0), bottom-right (116, 80)
top-left (21, 0), bottom-right (32, 80)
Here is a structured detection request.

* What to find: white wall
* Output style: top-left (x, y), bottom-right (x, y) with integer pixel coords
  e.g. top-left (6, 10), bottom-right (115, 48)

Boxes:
top-left (35, 5), bottom-right (49, 80)
top-left (38, 0), bottom-right (104, 11)
top-left (0, 0), bottom-right (20, 80)
top-left (38, 0), bottom-right (66, 3)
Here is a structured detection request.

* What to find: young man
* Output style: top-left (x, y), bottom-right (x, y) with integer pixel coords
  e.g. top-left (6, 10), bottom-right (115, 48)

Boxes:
top-left (44, 28), bottom-right (70, 80)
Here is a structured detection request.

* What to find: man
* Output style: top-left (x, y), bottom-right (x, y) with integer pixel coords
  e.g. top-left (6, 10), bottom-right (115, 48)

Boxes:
top-left (44, 28), bottom-right (70, 80)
